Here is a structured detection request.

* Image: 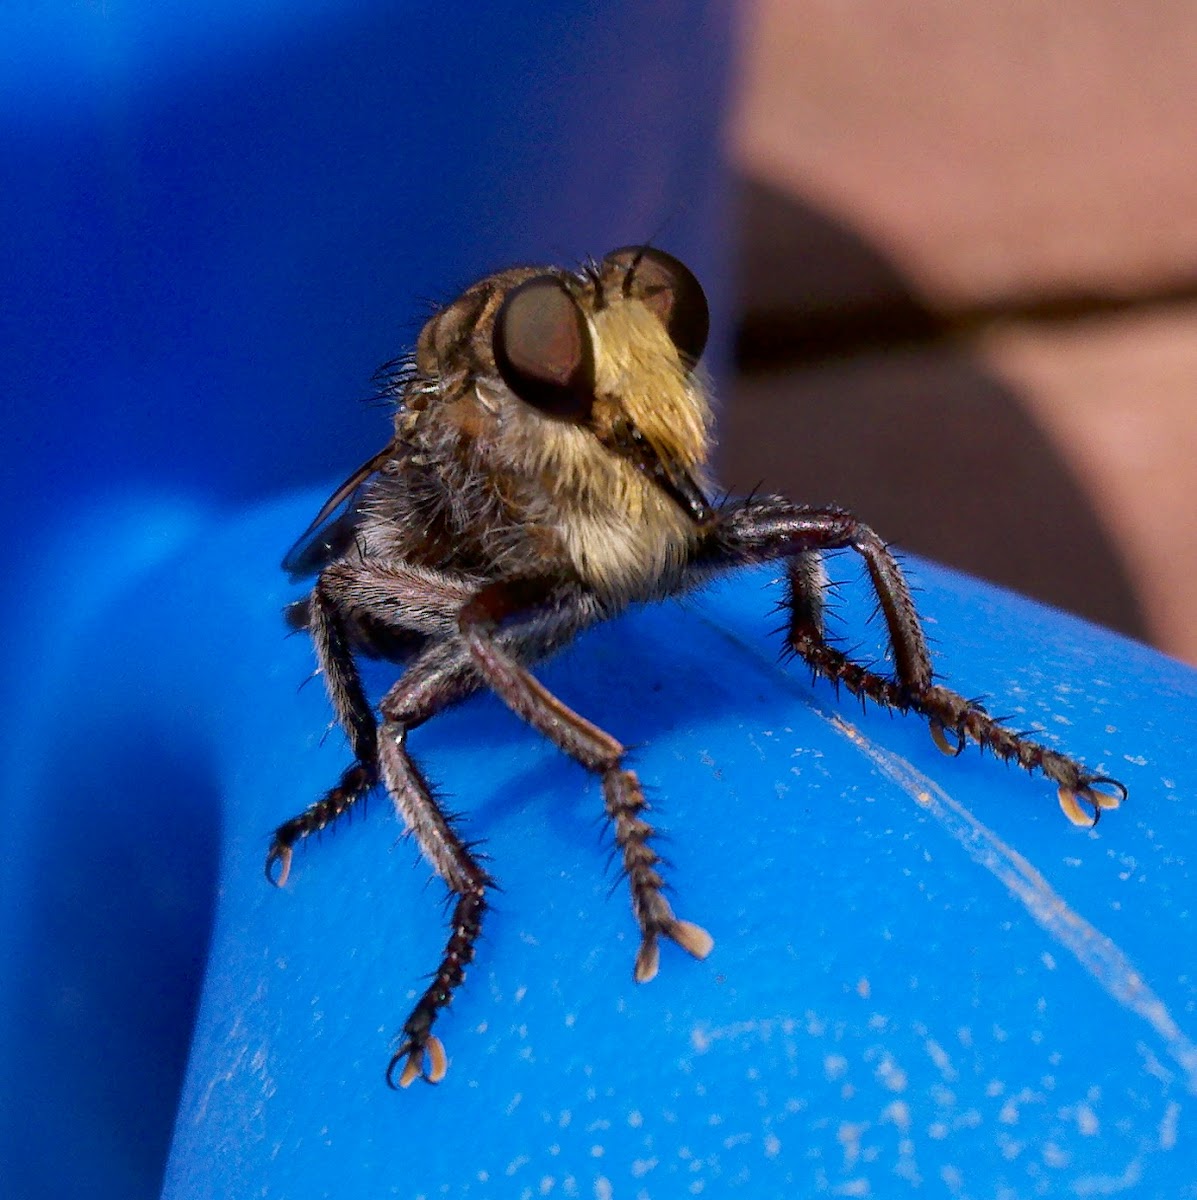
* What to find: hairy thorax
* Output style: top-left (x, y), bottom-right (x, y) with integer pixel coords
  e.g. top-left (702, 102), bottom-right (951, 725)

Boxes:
top-left (381, 296), bottom-right (715, 608)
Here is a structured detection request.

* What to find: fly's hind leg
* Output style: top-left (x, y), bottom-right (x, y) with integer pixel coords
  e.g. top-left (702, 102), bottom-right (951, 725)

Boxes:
top-left (266, 584), bottom-right (379, 885)
top-left (266, 561), bottom-right (480, 885)
top-left (706, 499), bottom-right (1126, 824)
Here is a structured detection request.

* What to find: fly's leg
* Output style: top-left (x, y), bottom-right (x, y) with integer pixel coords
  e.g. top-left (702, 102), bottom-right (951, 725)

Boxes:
top-left (368, 638), bottom-right (513, 1087)
top-left (705, 499), bottom-right (1126, 824)
top-left (266, 585), bottom-right (379, 885)
top-left (270, 564), bottom-right (608, 1085)
top-left (266, 562), bottom-right (483, 885)
top-left (458, 579), bottom-right (714, 983)
top-left (376, 720), bottom-right (490, 1089)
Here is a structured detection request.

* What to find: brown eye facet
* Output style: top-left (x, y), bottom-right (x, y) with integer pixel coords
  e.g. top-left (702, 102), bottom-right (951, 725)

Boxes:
top-left (493, 276), bottom-right (595, 422)
top-left (604, 246), bottom-right (710, 367)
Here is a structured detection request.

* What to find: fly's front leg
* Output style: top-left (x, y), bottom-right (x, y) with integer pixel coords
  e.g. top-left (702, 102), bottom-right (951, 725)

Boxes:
top-left (372, 639), bottom-right (498, 1087)
top-left (458, 579), bottom-right (713, 982)
top-left (706, 497), bottom-right (1126, 824)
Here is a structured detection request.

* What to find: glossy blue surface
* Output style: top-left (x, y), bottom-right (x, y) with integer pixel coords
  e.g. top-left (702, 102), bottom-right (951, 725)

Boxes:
top-left (6, 492), bottom-right (1193, 1198)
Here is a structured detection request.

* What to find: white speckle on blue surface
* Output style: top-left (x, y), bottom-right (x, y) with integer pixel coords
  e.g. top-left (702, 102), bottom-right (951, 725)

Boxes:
top-left (923, 1038), bottom-right (957, 1081)
top-left (1071, 1158), bottom-right (1143, 1195)
top-left (1072, 1102), bottom-right (1100, 1136)
top-left (1158, 1101), bottom-right (1180, 1150)
top-left (824, 1054), bottom-right (849, 1081)
top-left (831, 1178), bottom-right (868, 1196)
top-left (1042, 1141), bottom-right (1070, 1168)
top-left (939, 1164), bottom-right (963, 1192)
top-left (873, 1052), bottom-right (908, 1092)
top-left (837, 1121), bottom-right (867, 1169)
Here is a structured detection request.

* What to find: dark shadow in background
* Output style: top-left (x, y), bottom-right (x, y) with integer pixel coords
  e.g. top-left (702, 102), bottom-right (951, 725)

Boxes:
top-left (724, 176), bottom-right (1147, 644)
top-left (6, 725), bottom-right (220, 1200)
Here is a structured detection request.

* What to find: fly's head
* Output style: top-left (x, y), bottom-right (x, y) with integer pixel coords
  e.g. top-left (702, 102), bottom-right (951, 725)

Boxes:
top-left (402, 248), bottom-right (716, 599)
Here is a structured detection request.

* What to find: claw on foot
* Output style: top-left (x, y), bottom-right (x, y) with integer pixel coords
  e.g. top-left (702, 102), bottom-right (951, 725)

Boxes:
top-left (387, 1034), bottom-right (448, 1089)
top-left (634, 937), bottom-right (660, 983)
top-left (670, 919), bottom-right (715, 961)
top-left (265, 844), bottom-right (292, 888)
top-left (1057, 777), bottom-right (1128, 827)
top-left (634, 919), bottom-right (714, 983)
top-left (929, 719), bottom-right (965, 758)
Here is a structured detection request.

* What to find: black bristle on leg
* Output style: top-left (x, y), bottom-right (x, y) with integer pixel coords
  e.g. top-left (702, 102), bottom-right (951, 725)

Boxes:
top-left (698, 497), bottom-right (1126, 826)
top-left (387, 885), bottom-right (489, 1089)
top-left (265, 761), bottom-right (378, 887)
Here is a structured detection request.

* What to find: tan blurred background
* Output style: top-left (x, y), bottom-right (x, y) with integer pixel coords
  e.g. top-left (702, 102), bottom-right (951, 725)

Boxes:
top-left (721, 0), bottom-right (1197, 665)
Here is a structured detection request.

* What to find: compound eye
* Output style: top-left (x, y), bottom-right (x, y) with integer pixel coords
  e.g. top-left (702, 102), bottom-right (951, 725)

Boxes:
top-left (604, 246), bottom-right (710, 367)
top-left (493, 276), bottom-right (595, 422)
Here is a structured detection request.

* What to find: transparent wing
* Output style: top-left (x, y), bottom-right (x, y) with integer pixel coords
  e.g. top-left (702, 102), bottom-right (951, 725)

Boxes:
top-left (281, 443), bottom-right (394, 581)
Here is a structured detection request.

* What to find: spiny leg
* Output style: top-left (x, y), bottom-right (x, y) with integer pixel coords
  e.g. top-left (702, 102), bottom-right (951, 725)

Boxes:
top-left (364, 640), bottom-right (507, 1086)
top-left (376, 721), bottom-right (490, 1089)
top-left (706, 498), bottom-right (1126, 823)
top-left (267, 584), bottom-right (379, 885)
top-left (268, 562), bottom-right (490, 886)
top-left (458, 579), bottom-right (713, 980)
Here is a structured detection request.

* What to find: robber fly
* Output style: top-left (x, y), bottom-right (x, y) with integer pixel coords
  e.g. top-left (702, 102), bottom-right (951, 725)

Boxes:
top-left (269, 246), bottom-right (1125, 1088)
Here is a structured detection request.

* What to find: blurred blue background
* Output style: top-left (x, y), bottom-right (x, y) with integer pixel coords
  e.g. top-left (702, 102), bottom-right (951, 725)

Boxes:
top-left (1, 0), bottom-right (731, 561)
top-left (1, 2), bottom-right (733, 1195)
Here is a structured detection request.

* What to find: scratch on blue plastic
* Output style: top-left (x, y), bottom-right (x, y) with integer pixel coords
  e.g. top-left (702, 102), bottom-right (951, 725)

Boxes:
top-left (826, 709), bottom-right (1197, 1095)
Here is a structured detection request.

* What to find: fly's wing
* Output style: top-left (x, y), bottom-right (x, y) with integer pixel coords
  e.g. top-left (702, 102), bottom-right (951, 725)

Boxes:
top-left (281, 443), bottom-right (394, 581)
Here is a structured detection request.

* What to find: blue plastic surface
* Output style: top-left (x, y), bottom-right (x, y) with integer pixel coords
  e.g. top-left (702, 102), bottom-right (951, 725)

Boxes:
top-left (5, 491), bottom-right (1193, 1198)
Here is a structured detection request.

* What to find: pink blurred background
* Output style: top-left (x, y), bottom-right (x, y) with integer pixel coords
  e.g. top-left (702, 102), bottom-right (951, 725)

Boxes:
top-left (722, 0), bottom-right (1197, 664)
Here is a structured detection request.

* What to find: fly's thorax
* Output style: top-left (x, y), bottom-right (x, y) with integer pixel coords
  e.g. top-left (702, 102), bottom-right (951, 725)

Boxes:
top-left (395, 266), bottom-right (716, 602)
